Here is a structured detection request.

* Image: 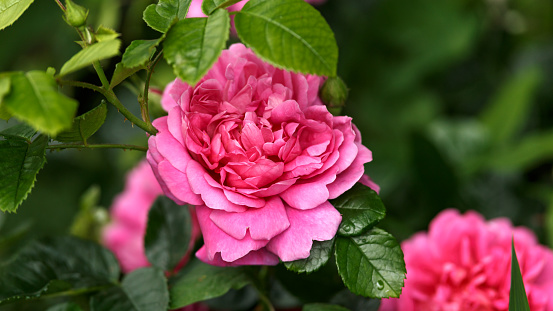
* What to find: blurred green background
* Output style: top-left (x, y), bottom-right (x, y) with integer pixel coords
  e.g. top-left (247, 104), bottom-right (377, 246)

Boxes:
top-left (0, 0), bottom-right (552, 285)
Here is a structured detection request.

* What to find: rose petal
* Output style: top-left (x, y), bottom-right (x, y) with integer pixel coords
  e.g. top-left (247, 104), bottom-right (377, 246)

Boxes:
top-left (196, 246), bottom-right (279, 267)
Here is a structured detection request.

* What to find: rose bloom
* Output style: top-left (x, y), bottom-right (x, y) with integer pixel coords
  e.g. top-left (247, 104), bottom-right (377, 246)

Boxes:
top-left (380, 209), bottom-right (553, 311)
top-left (147, 43), bottom-right (375, 266)
top-left (186, 0), bottom-right (326, 18)
top-left (102, 160), bottom-right (200, 273)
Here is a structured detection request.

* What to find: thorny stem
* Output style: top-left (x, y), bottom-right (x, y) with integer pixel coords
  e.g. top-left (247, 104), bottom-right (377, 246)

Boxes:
top-left (140, 51), bottom-right (163, 127)
top-left (93, 61), bottom-right (110, 89)
top-left (54, 0), bottom-right (66, 11)
top-left (47, 143), bottom-right (148, 152)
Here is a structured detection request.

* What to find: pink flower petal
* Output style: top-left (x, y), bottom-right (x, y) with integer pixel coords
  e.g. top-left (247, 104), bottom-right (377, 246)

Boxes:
top-left (196, 246), bottom-right (279, 267)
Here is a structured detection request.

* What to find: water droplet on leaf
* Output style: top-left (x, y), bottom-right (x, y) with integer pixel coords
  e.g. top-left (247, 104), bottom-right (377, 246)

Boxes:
top-left (376, 280), bottom-right (384, 290)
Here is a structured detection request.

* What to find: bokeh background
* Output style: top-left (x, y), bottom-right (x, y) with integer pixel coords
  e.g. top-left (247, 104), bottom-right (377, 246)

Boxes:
top-left (0, 0), bottom-right (552, 307)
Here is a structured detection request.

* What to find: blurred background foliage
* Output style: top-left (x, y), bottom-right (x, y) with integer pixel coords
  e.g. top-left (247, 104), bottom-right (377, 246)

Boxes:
top-left (0, 0), bottom-right (552, 303)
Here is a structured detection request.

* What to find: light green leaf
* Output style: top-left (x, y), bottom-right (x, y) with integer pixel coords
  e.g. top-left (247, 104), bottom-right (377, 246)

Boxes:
top-left (0, 236), bottom-right (120, 303)
top-left (0, 135), bottom-right (47, 213)
top-left (303, 304), bottom-right (350, 311)
top-left (169, 259), bottom-right (250, 309)
top-left (0, 0), bottom-right (34, 30)
top-left (54, 101), bottom-right (108, 143)
top-left (480, 67), bottom-right (542, 146)
top-left (144, 196), bottom-right (192, 271)
top-left (331, 183), bottom-right (386, 236)
top-left (95, 25), bottom-right (120, 42)
top-left (46, 302), bottom-right (84, 311)
top-left (201, 0), bottom-right (242, 15)
top-left (3, 71), bottom-right (78, 135)
top-left (284, 239), bottom-right (333, 274)
top-left (92, 267), bottom-right (169, 311)
top-left (0, 76), bottom-right (12, 120)
top-left (235, 0), bottom-right (338, 77)
top-left (509, 240), bottom-right (531, 311)
top-left (143, 0), bottom-right (192, 33)
top-left (59, 39), bottom-right (122, 77)
top-left (122, 40), bottom-right (158, 69)
top-left (109, 63), bottom-right (145, 89)
top-left (335, 228), bottom-right (406, 299)
top-left (0, 123), bottom-right (37, 142)
top-left (163, 9), bottom-right (229, 85)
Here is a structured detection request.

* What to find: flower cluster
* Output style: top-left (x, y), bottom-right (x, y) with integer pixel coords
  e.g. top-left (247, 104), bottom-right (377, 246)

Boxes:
top-left (147, 43), bottom-right (375, 266)
top-left (102, 160), bottom-right (199, 273)
top-left (379, 209), bottom-right (553, 311)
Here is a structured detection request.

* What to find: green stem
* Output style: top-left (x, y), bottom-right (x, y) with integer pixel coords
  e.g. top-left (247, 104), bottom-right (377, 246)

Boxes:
top-left (39, 284), bottom-right (114, 300)
top-left (54, 0), bottom-right (66, 11)
top-left (58, 80), bottom-right (105, 95)
top-left (140, 51), bottom-right (163, 127)
top-left (47, 143), bottom-right (148, 152)
top-left (93, 61), bottom-right (110, 89)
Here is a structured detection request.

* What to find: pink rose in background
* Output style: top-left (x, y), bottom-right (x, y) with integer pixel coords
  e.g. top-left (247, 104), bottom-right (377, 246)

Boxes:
top-left (147, 43), bottom-right (375, 266)
top-left (379, 209), bottom-right (553, 311)
top-left (102, 160), bottom-right (200, 273)
top-left (186, 0), bottom-right (326, 18)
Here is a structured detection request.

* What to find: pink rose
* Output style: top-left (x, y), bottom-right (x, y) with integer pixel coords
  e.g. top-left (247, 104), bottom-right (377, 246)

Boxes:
top-left (186, 0), bottom-right (326, 18)
top-left (102, 160), bottom-right (200, 273)
top-left (379, 209), bottom-right (553, 311)
top-left (147, 43), bottom-right (374, 266)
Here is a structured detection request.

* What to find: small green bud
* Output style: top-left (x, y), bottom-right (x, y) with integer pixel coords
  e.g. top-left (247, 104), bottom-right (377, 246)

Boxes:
top-left (64, 0), bottom-right (88, 28)
top-left (320, 76), bottom-right (349, 116)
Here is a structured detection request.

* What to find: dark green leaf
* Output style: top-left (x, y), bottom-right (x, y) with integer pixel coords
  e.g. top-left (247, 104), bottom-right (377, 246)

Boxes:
top-left (331, 184), bottom-right (386, 236)
top-left (0, 236), bottom-right (120, 303)
top-left (0, 123), bottom-right (37, 142)
top-left (303, 303), bottom-right (350, 311)
top-left (163, 9), bottom-right (230, 85)
top-left (59, 39), bottom-right (122, 77)
top-left (54, 101), bottom-right (108, 143)
top-left (169, 259), bottom-right (250, 309)
top-left (109, 63), bottom-right (145, 89)
top-left (3, 71), bottom-right (78, 135)
top-left (0, 76), bottom-right (11, 120)
top-left (509, 240), bottom-right (531, 311)
top-left (330, 289), bottom-right (381, 311)
top-left (284, 239), bottom-right (333, 273)
top-left (201, 0), bottom-right (242, 15)
top-left (480, 67), bottom-right (542, 146)
top-left (0, 135), bottom-right (47, 213)
top-left (0, 0), bottom-right (34, 30)
top-left (46, 302), bottom-right (84, 311)
top-left (122, 40), bottom-right (159, 69)
top-left (92, 267), bottom-right (170, 311)
top-left (235, 0), bottom-right (338, 77)
top-left (144, 196), bottom-right (192, 271)
top-left (335, 228), bottom-right (406, 299)
top-left (143, 0), bottom-right (192, 33)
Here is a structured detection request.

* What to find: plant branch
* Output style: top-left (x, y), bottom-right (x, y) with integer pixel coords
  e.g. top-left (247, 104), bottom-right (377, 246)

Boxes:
top-left (47, 143), bottom-right (148, 152)
top-left (140, 51), bottom-right (163, 127)
top-left (54, 0), bottom-right (66, 11)
top-left (104, 89), bottom-right (158, 135)
top-left (39, 285), bottom-right (114, 300)
top-left (58, 79), bottom-right (106, 95)
top-left (93, 61), bottom-right (110, 89)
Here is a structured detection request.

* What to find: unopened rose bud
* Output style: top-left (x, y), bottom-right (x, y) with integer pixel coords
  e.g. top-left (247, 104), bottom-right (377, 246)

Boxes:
top-left (64, 0), bottom-right (88, 28)
top-left (320, 76), bottom-right (348, 115)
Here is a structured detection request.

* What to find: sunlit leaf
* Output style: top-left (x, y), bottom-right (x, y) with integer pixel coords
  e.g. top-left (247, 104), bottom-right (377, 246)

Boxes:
top-left (201, 0), bottom-right (242, 15)
top-left (59, 39), bottom-right (121, 77)
top-left (122, 40), bottom-right (158, 69)
top-left (143, 0), bottom-right (192, 33)
top-left (0, 0), bottom-right (34, 30)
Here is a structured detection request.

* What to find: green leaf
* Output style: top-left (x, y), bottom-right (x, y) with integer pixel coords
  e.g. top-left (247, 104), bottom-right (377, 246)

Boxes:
top-left (0, 76), bottom-right (12, 120)
top-left (92, 268), bottom-right (169, 311)
top-left (3, 71), bottom-right (78, 135)
top-left (143, 0), bottom-right (192, 33)
top-left (169, 259), bottom-right (250, 309)
top-left (54, 101), bottom-right (108, 143)
top-left (303, 303), bottom-right (350, 311)
top-left (0, 0), bottom-right (34, 30)
top-left (235, 0), bottom-right (338, 77)
top-left (163, 9), bottom-right (230, 85)
top-left (509, 240), bottom-right (531, 311)
top-left (144, 196), bottom-right (192, 271)
top-left (480, 67), bottom-right (542, 146)
top-left (335, 228), bottom-right (406, 299)
top-left (59, 39), bottom-right (122, 77)
top-left (331, 184), bottom-right (386, 236)
top-left (109, 63), bottom-right (144, 89)
top-left (284, 239), bottom-right (333, 274)
top-left (201, 0), bottom-right (242, 15)
top-left (46, 302), bottom-right (84, 311)
top-left (0, 135), bottom-right (47, 213)
top-left (0, 236), bottom-right (120, 303)
top-left (95, 25), bottom-right (120, 42)
top-left (70, 185), bottom-right (109, 241)
top-left (122, 40), bottom-right (158, 69)
top-left (0, 123), bottom-right (37, 142)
